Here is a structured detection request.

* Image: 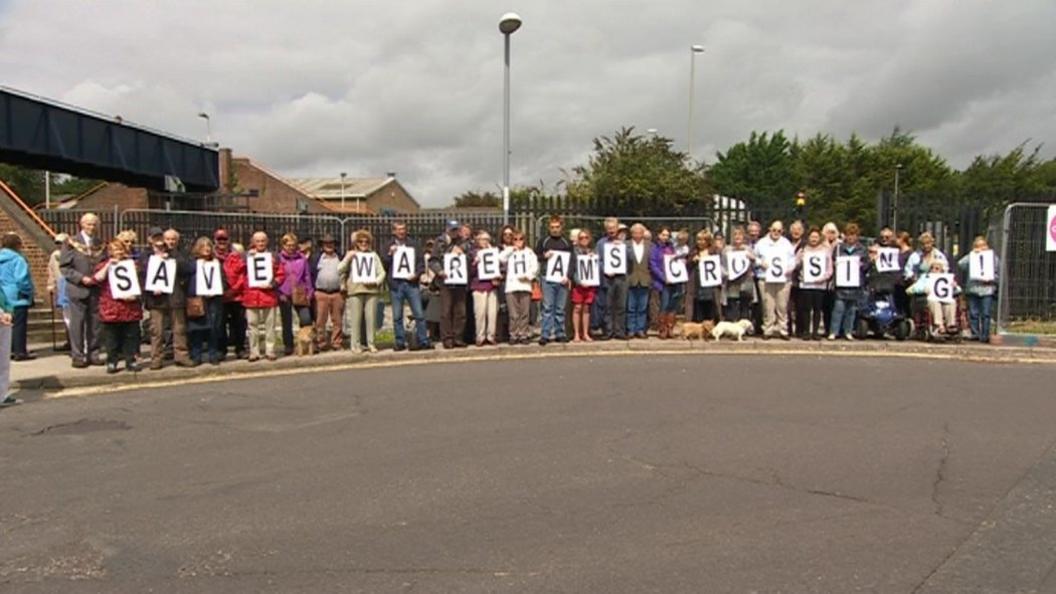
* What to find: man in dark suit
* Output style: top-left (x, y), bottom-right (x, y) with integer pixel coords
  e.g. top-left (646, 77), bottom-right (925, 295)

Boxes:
top-left (59, 213), bottom-right (105, 368)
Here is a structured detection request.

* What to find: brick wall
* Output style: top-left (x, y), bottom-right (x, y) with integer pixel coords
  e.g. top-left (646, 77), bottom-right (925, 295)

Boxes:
top-left (0, 206), bottom-right (53, 303)
top-left (366, 180), bottom-right (420, 214)
top-left (232, 158), bottom-right (331, 214)
top-left (71, 183), bottom-right (149, 211)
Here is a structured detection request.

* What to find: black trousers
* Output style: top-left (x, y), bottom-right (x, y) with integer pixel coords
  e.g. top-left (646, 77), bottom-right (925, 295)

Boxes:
top-left (219, 301), bottom-right (247, 356)
top-left (692, 299), bottom-right (718, 323)
top-left (796, 288), bottom-right (826, 337)
top-left (11, 305), bottom-right (29, 357)
top-left (606, 277), bottom-right (628, 338)
top-left (104, 321), bottom-right (141, 362)
top-left (279, 300), bottom-right (312, 355)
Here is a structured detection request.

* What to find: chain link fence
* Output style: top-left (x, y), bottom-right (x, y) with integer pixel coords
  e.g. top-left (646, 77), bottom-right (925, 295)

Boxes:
top-left (998, 203), bottom-right (1056, 333)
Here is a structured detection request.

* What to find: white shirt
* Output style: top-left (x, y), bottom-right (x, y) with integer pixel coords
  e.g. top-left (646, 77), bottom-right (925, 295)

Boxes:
top-left (79, 231), bottom-right (93, 247)
top-left (754, 235), bottom-right (796, 281)
top-left (632, 241), bottom-right (645, 263)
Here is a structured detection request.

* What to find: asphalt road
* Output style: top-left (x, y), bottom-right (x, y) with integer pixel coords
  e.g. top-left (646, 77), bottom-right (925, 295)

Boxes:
top-left (3, 354), bottom-right (1056, 593)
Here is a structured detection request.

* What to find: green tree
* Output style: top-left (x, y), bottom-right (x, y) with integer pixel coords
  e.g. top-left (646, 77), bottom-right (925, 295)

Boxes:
top-left (956, 144), bottom-right (1051, 209)
top-left (452, 190), bottom-right (501, 208)
top-left (710, 131), bottom-right (797, 212)
top-left (0, 164), bottom-right (45, 204)
top-left (570, 126), bottom-right (711, 215)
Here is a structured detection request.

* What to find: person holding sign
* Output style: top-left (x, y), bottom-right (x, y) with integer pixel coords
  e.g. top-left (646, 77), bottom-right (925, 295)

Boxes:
top-left (340, 230), bottom-right (387, 353)
top-left (623, 224), bottom-right (654, 339)
top-left (648, 227), bottom-right (683, 339)
top-left (429, 221), bottom-right (470, 349)
top-left (753, 220), bottom-right (796, 339)
top-left (242, 232), bottom-right (285, 362)
top-left (793, 228), bottom-right (833, 340)
top-left (907, 260), bottom-right (961, 336)
top-left (957, 236), bottom-right (1000, 343)
top-left (384, 221), bottom-right (432, 352)
top-left (570, 229), bottom-right (598, 342)
top-left (502, 230), bottom-right (538, 344)
top-left (92, 239), bottom-right (143, 374)
top-left (469, 231), bottom-right (501, 346)
top-left (903, 231), bottom-right (948, 283)
top-left (685, 230), bottom-right (721, 323)
top-left (536, 215), bottom-right (573, 345)
top-left (185, 237), bottom-right (228, 366)
top-left (138, 228), bottom-right (194, 369)
top-left (722, 227), bottom-right (756, 323)
top-left (596, 218), bottom-right (632, 340)
top-left (829, 223), bottom-right (868, 340)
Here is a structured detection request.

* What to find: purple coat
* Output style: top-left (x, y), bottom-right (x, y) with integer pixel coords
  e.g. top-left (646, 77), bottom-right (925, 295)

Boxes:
top-left (277, 250), bottom-right (314, 301)
top-left (649, 241), bottom-right (676, 292)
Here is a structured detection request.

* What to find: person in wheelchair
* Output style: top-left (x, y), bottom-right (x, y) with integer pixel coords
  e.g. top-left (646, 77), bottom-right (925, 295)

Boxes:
top-left (906, 260), bottom-right (961, 338)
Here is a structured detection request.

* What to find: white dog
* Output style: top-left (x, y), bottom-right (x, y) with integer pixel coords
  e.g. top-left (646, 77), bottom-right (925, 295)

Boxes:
top-left (711, 319), bottom-right (754, 342)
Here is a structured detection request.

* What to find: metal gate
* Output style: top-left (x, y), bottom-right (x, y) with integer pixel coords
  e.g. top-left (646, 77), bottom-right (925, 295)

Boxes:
top-left (997, 203), bottom-right (1056, 334)
top-left (534, 215), bottom-right (718, 246)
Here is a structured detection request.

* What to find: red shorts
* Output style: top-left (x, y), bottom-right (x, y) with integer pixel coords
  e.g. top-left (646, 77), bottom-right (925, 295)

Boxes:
top-left (571, 285), bottom-right (597, 304)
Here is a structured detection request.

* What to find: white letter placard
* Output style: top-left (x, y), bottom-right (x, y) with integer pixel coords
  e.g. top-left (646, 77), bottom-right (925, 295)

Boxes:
top-left (247, 252), bottom-right (274, 288)
top-left (391, 246), bottom-right (416, 280)
top-left (604, 243), bottom-right (627, 275)
top-left (545, 251), bottom-right (571, 284)
top-left (765, 256), bottom-right (788, 284)
top-left (698, 255), bottom-right (722, 288)
top-left (508, 251), bottom-right (530, 278)
top-left (664, 254), bottom-right (688, 284)
top-left (802, 253), bottom-right (828, 284)
top-left (109, 260), bottom-right (141, 300)
top-left (968, 249), bottom-right (995, 282)
top-left (876, 247), bottom-right (901, 273)
top-left (195, 260), bottom-right (223, 297)
top-left (144, 255), bottom-right (176, 294)
top-left (835, 255), bottom-right (861, 288)
top-left (929, 273), bottom-right (956, 303)
top-left (577, 254), bottom-right (600, 287)
top-left (444, 253), bottom-right (468, 285)
top-left (350, 252), bottom-right (379, 284)
top-left (727, 252), bottom-right (750, 280)
top-left (476, 248), bottom-right (501, 281)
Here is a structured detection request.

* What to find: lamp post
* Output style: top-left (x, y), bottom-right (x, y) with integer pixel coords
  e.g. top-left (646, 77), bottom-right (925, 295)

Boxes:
top-left (499, 12), bottom-right (522, 226)
top-left (687, 44), bottom-right (705, 159)
top-left (340, 172), bottom-right (347, 213)
top-left (197, 112), bottom-right (212, 143)
top-left (893, 163), bottom-right (903, 230)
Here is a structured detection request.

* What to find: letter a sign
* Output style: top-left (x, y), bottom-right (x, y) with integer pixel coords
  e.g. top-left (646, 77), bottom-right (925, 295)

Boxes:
top-left (392, 246), bottom-right (416, 280)
top-left (545, 251), bottom-right (571, 284)
top-left (144, 255), bottom-right (176, 294)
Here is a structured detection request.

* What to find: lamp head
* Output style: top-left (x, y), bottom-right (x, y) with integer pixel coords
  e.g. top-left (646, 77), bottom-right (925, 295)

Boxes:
top-left (499, 13), bottom-right (523, 35)
top-left (691, 45), bottom-right (705, 53)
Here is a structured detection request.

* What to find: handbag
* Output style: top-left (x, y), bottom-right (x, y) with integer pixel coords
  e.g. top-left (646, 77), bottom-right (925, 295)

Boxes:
top-left (531, 280), bottom-right (542, 302)
top-left (292, 286), bottom-right (309, 307)
top-left (186, 296), bottom-right (205, 318)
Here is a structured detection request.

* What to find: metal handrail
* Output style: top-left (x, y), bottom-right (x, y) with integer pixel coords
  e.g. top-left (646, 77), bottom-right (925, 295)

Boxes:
top-left (0, 178), bottom-right (57, 237)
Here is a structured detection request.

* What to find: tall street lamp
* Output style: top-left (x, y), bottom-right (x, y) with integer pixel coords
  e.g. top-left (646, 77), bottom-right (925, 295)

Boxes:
top-left (687, 44), bottom-right (705, 159)
top-left (340, 172), bottom-right (347, 212)
top-left (197, 112), bottom-right (212, 143)
top-left (499, 12), bottom-right (522, 226)
top-left (893, 163), bottom-right (903, 230)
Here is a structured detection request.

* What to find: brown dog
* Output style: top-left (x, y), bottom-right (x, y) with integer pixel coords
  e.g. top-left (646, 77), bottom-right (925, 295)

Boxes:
top-left (295, 326), bottom-right (316, 356)
top-left (679, 320), bottom-right (715, 341)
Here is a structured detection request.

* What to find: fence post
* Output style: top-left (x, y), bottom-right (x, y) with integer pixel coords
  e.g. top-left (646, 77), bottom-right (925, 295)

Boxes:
top-left (997, 203), bottom-right (1014, 335)
top-left (113, 204), bottom-right (120, 237)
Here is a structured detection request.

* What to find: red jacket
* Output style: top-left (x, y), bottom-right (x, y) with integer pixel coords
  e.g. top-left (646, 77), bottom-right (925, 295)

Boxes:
top-left (96, 261), bottom-right (143, 323)
top-left (222, 252), bottom-right (247, 303)
top-left (240, 251), bottom-right (285, 309)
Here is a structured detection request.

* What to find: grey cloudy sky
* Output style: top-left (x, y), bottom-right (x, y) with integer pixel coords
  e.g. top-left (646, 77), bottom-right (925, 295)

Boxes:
top-left (1, 0), bottom-right (1054, 206)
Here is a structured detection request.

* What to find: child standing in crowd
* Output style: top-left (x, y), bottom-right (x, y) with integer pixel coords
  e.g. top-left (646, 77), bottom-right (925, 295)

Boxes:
top-left (470, 231), bottom-right (500, 346)
top-left (958, 236), bottom-right (999, 343)
top-left (829, 223), bottom-right (868, 340)
top-left (341, 230), bottom-right (386, 353)
top-left (686, 230), bottom-right (720, 323)
top-left (94, 239), bottom-right (142, 374)
top-left (794, 228), bottom-right (832, 340)
top-left (570, 229), bottom-right (596, 342)
top-left (277, 233), bottom-right (313, 357)
top-left (243, 232), bottom-right (285, 361)
top-left (649, 226), bottom-right (680, 339)
top-left (186, 237), bottom-right (227, 366)
top-left (502, 230), bottom-right (537, 344)
top-left (723, 226), bottom-right (755, 322)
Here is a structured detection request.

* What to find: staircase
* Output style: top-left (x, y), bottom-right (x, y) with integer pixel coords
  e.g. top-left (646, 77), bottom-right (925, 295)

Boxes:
top-left (28, 302), bottom-right (65, 348)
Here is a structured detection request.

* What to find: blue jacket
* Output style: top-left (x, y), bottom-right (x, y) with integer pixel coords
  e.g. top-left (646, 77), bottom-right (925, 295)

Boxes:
top-left (0, 248), bottom-right (34, 308)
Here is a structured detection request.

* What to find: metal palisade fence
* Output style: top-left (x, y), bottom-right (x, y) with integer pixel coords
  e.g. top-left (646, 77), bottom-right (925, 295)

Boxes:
top-left (998, 202), bottom-right (1056, 332)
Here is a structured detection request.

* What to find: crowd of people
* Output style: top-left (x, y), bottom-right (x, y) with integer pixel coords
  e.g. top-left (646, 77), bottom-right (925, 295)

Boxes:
top-left (1, 211), bottom-right (1001, 376)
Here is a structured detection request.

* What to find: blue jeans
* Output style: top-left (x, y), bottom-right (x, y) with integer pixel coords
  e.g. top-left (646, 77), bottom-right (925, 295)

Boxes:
top-left (591, 285), bottom-right (608, 332)
top-left (627, 286), bottom-right (650, 334)
top-left (660, 285), bottom-right (681, 313)
top-left (830, 298), bottom-right (858, 337)
top-left (967, 294), bottom-right (993, 341)
top-left (390, 280), bottom-right (429, 348)
top-left (540, 281), bottom-right (569, 340)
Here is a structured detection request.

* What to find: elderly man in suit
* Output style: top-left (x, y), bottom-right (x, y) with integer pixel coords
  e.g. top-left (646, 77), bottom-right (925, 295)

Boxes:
top-left (59, 213), bottom-right (105, 368)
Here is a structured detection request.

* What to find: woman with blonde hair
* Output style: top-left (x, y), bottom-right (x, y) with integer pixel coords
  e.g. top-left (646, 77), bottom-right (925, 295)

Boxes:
top-left (277, 232), bottom-right (313, 356)
top-left (340, 229), bottom-right (386, 353)
top-left (186, 237), bottom-right (227, 365)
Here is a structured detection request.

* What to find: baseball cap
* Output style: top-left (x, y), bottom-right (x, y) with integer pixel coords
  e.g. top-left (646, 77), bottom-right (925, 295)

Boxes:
top-left (446, 219), bottom-right (460, 231)
top-left (213, 229), bottom-right (230, 240)
top-left (147, 226), bottom-right (164, 238)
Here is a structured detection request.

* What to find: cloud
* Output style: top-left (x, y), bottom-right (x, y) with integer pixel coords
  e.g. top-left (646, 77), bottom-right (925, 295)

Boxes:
top-left (1, 0), bottom-right (1054, 206)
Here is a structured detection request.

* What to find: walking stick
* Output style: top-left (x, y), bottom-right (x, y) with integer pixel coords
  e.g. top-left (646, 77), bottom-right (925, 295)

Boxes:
top-left (50, 290), bottom-right (57, 351)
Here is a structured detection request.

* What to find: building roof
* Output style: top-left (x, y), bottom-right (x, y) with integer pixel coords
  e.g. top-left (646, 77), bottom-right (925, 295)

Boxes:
top-left (287, 177), bottom-right (395, 200)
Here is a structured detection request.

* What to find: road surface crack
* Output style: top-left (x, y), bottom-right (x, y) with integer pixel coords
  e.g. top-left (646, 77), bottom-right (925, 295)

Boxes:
top-left (931, 423), bottom-right (951, 518)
